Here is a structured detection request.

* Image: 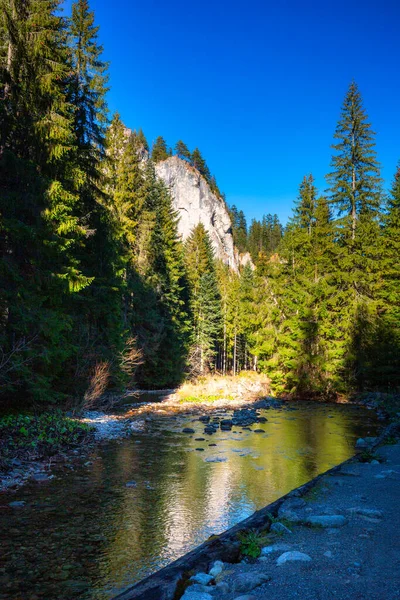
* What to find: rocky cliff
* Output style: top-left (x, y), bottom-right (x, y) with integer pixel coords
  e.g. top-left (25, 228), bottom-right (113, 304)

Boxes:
top-left (155, 156), bottom-right (239, 271)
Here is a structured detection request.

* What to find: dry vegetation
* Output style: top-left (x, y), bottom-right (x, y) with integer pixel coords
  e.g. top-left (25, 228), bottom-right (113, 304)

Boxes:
top-left (173, 371), bottom-right (271, 405)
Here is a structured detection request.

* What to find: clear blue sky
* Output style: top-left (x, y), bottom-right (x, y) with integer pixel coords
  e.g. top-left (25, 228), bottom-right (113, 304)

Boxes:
top-left (63, 0), bottom-right (400, 224)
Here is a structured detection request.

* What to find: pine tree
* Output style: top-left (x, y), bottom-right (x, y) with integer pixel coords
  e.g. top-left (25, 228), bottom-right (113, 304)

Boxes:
top-left (0, 0), bottom-right (92, 401)
top-left (151, 136), bottom-right (169, 162)
top-left (327, 81), bottom-right (382, 241)
top-left (175, 140), bottom-right (191, 161)
top-left (191, 147), bottom-right (211, 181)
top-left (185, 224), bottom-right (221, 374)
top-left (68, 0), bottom-right (109, 178)
top-left (326, 82), bottom-right (384, 392)
top-left (293, 175), bottom-right (317, 235)
top-left (136, 128), bottom-right (149, 152)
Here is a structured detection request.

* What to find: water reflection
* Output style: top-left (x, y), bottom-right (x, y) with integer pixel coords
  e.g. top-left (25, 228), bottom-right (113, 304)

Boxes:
top-left (0, 403), bottom-right (378, 600)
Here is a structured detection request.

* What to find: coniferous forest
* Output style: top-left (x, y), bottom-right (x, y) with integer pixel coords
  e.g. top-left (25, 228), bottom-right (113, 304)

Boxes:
top-left (1, 0), bottom-right (399, 409)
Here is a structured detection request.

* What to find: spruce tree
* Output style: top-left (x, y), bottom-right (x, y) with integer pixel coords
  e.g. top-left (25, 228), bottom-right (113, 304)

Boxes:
top-left (327, 81), bottom-right (382, 241)
top-left (191, 147), bottom-right (211, 181)
top-left (185, 224), bottom-right (221, 374)
top-left (0, 0), bottom-right (95, 401)
top-left (151, 136), bottom-right (169, 162)
top-left (175, 140), bottom-right (191, 160)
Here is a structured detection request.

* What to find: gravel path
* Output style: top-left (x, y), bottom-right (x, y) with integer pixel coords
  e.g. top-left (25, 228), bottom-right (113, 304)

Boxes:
top-left (182, 442), bottom-right (400, 600)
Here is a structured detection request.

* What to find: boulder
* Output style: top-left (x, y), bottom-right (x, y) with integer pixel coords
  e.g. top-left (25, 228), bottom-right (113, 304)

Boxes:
top-left (277, 551), bottom-right (312, 565)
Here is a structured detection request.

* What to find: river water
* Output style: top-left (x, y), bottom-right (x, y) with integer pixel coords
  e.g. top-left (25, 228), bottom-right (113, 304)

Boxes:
top-left (0, 401), bottom-right (379, 600)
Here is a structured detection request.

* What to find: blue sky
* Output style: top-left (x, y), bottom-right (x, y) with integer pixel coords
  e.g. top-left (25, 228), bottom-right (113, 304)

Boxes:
top-left (63, 0), bottom-right (400, 224)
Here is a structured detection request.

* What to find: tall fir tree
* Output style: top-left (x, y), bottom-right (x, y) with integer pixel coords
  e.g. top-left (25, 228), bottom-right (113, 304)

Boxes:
top-left (175, 140), bottom-right (191, 161)
top-left (185, 224), bottom-right (221, 374)
top-left (151, 136), bottom-right (169, 162)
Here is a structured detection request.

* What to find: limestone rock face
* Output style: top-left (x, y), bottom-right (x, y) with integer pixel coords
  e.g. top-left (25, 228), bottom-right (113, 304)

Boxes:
top-left (155, 156), bottom-right (238, 271)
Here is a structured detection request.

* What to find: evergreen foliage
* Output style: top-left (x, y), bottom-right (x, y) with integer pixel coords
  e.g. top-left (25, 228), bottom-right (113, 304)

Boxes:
top-left (151, 136), bottom-right (169, 162)
top-left (175, 140), bottom-right (191, 161)
top-left (0, 0), bottom-right (397, 412)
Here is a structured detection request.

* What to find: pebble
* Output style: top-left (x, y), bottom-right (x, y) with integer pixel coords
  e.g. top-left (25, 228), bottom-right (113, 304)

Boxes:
top-left (9, 501), bottom-right (26, 508)
top-left (323, 550), bottom-right (333, 558)
top-left (183, 428), bottom-right (195, 434)
top-left (125, 481), bottom-right (137, 488)
top-left (277, 551), bottom-right (312, 565)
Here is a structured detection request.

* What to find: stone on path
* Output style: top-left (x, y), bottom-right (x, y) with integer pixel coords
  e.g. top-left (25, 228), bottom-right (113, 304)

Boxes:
top-left (233, 573), bottom-right (272, 594)
top-left (306, 515), bottom-right (347, 528)
top-left (277, 551), bottom-right (312, 565)
top-left (205, 456), bottom-right (227, 463)
top-left (271, 522), bottom-right (292, 534)
top-left (190, 572), bottom-right (214, 585)
top-left (261, 542), bottom-right (292, 555)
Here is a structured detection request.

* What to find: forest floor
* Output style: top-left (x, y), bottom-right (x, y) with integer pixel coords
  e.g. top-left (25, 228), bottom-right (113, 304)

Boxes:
top-left (180, 434), bottom-right (400, 600)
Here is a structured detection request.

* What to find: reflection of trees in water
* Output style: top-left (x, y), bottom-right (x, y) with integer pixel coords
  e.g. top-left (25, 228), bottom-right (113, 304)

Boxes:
top-left (87, 406), bottom-right (377, 595)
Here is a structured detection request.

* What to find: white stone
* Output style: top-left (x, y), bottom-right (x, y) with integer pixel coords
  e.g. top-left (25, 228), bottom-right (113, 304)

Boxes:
top-left (190, 572), bottom-right (214, 585)
top-left (277, 551), bottom-right (312, 565)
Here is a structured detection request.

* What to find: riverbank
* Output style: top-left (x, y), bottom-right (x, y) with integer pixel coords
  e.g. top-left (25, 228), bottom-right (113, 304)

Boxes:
top-left (0, 411), bottom-right (95, 491)
top-left (115, 423), bottom-right (400, 600)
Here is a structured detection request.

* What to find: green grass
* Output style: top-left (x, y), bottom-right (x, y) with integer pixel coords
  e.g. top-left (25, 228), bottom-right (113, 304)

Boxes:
top-left (178, 394), bottom-right (234, 404)
top-left (0, 410), bottom-right (94, 469)
top-left (238, 530), bottom-right (265, 558)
